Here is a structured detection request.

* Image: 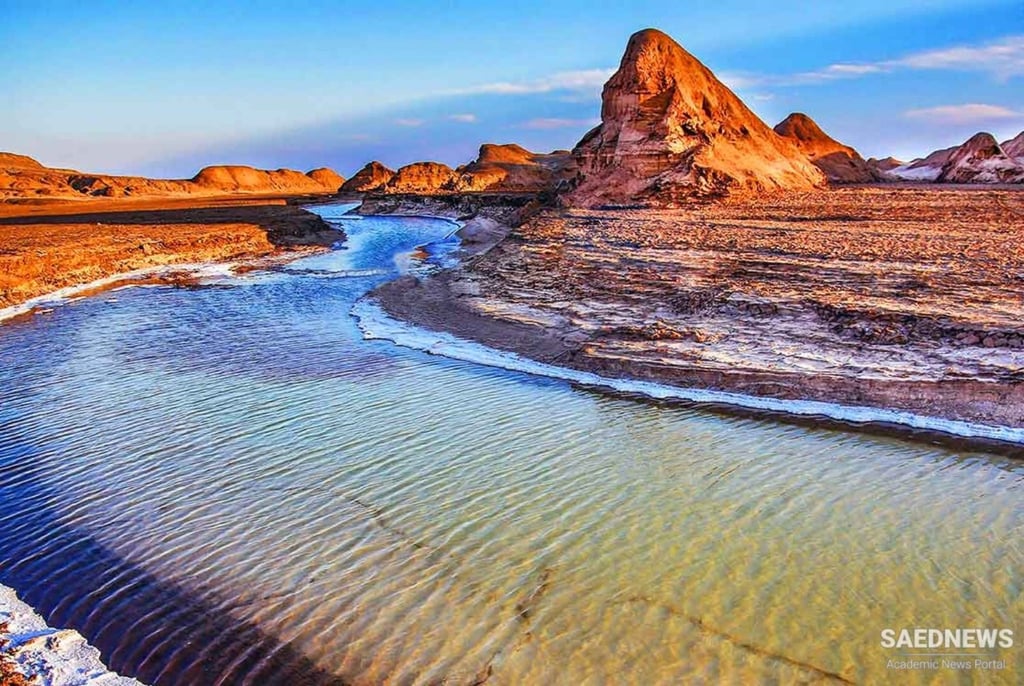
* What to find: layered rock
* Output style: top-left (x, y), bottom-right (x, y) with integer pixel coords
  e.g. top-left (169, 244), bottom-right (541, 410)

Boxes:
top-left (340, 161), bottom-right (395, 192)
top-left (451, 144), bottom-right (575, 192)
top-left (383, 162), bottom-right (458, 194)
top-left (936, 133), bottom-right (1024, 183)
top-left (1001, 131), bottom-right (1024, 160)
top-left (773, 113), bottom-right (880, 183)
top-left (565, 29), bottom-right (825, 207)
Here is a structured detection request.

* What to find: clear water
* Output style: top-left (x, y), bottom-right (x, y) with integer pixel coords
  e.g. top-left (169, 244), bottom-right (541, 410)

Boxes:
top-left (0, 204), bottom-right (1021, 685)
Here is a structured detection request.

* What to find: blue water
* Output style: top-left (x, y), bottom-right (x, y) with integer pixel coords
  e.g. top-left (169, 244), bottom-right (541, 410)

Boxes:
top-left (0, 204), bottom-right (1020, 685)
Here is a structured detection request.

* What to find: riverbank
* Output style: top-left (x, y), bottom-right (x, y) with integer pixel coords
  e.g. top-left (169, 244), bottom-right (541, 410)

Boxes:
top-left (0, 195), bottom-right (344, 312)
top-left (1, 585), bottom-right (143, 685)
top-left (366, 185), bottom-right (1024, 441)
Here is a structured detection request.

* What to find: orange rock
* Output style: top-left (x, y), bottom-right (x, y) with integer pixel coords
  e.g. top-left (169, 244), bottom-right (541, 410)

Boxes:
top-left (384, 162), bottom-right (458, 194)
top-left (306, 167), bottom-right (346, 192)
top-left (566, 29), bottom-right (825, 207)
top-left (773, 113), bottom-right (880, 183)
top-left (340, 161), bottom-right (395, 192)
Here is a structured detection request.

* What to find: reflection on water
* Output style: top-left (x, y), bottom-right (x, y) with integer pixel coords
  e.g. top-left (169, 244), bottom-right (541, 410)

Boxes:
top-left (0, 203), bottom-right (1021, 685)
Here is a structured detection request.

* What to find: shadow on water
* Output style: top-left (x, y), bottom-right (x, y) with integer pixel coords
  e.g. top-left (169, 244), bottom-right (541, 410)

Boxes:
top-left (0, 433), bottom-right (347, 686)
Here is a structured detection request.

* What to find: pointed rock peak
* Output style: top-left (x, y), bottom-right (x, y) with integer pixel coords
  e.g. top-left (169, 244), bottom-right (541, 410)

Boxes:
top-left (938, 131), bottom-right (1024, 183)
top-left (774, 113), bottom-right (832, 144)
top-left (961, 132), bottom-right (1000, 152)
top-left (566, 28), bottom-right (824, 206)
top-left (341, 161), bottom-right (396, 193)
top-left (773, 112), bottom-right (878, 183)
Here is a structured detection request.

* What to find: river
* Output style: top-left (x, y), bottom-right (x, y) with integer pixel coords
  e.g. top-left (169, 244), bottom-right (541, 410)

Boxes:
top-left (0, 203), bottom-right (1020, 684)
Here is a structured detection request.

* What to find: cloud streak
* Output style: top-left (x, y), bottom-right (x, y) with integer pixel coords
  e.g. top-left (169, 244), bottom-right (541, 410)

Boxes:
top-left (903, 103), bottom-right (1021, 125)
top-left (518, 117), bottom-right (600, 130)
top-left (447, 113), bottom-right (478, 123)
top-left (731, 34), bottom-right (1024, 87)
top-left (892, 36), bottom-right (1024, 80)
top-left (452, 69), bottom-right (615, 97)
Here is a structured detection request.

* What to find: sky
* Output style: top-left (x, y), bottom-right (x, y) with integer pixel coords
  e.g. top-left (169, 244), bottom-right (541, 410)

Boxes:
top-left (1, 0), bottom-right (1022, 177)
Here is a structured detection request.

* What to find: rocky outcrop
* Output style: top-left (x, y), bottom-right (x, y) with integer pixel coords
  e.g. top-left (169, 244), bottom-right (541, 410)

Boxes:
top-left (890, 134), bottom-right (1024, 183)
top-left (565, 29), bottom-right (825, 207)
top-left (451, 144), bottom-right (575, 192)
top-left (384, 162), bottom-right (458, 194)
top-left (340, 161), bottom-right (395, 192)
top-left (0, 152), bottom-right (45, 170)
top-left (867, 156), bottom-right (903, 173)
top-left (306, 167), bottom-right (346, 192)
top-left (936, 133), bottom-right (1024, 183)
top-left (773, 113), bottom-right (880, 183)
top-left (1001, 131), bottom-right (1024, 160)
top-left (191, 165), bottom-right (342, 193)
top-left (0, 156), bottom-right (344, 200)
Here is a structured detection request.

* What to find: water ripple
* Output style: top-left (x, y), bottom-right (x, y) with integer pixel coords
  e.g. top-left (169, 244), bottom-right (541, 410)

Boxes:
top-left (0, 207), bottom-right (1021, 685)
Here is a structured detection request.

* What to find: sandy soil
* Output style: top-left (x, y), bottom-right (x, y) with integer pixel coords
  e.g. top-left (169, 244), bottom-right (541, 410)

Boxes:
top-left (372, 186), bottom-right (1024, 430)
top-left (0, 195), bottom-right (343, 308)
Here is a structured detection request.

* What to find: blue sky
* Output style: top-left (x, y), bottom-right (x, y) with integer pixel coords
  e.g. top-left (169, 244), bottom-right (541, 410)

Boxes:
top-left (2, 0), bottom-right (1022, 177)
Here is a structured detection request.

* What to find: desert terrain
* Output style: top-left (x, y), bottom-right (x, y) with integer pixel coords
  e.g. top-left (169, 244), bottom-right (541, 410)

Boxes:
top-left (0, 196), bottom-right (343, 311)
top-left (373, 185), bottom-right (1024, 430)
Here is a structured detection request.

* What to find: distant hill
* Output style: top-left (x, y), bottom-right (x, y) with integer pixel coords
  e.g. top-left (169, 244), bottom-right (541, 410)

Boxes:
top-left (773, 113), bottom-right (880, 183)
top-left (889, 133), bottom-right (1024, 183)
top-left (0, 154), bottom-right (345, 200)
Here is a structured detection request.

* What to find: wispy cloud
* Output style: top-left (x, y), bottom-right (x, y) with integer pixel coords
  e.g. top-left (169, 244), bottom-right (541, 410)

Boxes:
top-left (903, 103), bottom-right (1021, 125)
top-left (447, 113), bottom-right (478, 123)
top-left (891, 36), bottom-right (1024, 80)
top-left (518, 117), bottom-right (600, 130)
top-left (739, 34), bottom-right (1024, 87)
top-left (395, 118), bottom-right (424, 127)
top-left (453, 69), bottom-right (614, 97)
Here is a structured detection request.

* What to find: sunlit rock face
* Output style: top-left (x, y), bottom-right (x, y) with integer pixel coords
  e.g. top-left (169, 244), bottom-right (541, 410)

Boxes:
top-left (306, 167), bottom-right (346, 192)
top-left (773, 113), bottom-right (880, 183)
top-left (0, 154), bottom-right (345, 199)
top-left (450, 144), bottom-right (575, 192)
top-left (383, 162), bottom-right (459, 194)
top-left (191, 165), bottom-right (342, 193)
top-left (565, 28), bottom-right (825, 207)
top-left (341, 161), bottom-right (396, 192)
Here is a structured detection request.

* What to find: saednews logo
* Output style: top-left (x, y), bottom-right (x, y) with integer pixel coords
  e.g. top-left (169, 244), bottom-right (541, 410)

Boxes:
top-left (881, 628), bottom-right (1014, 649)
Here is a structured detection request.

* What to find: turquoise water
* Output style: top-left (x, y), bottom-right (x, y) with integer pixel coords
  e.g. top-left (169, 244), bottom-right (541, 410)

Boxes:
top-left (0, 204), bottom-right (1021, 685)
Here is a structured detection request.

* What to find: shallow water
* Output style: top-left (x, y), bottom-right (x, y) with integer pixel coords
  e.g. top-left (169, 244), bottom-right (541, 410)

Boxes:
top-left (0, 204), bottom-right (1020, 685)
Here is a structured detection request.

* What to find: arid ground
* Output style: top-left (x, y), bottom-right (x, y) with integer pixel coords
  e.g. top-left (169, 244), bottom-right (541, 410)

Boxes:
top-left (374, 185), bottom-right (1024, 428)
top-left (0, 196), bottom-right (341, 309)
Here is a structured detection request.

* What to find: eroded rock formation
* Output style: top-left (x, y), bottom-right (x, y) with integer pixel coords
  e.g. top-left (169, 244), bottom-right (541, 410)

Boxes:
top-left (341, 161), bottom-right (396, 192)
top-left (383, 162), bottom-right (458, 194)
top-left (773, 113), bottom-right (880, 183)
top-left (936, 133), bottom-right (1024, 183)
top-left (565, 29), bottom-right (825, 207)
top-left (0, 154), bottom-right (344, 199)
